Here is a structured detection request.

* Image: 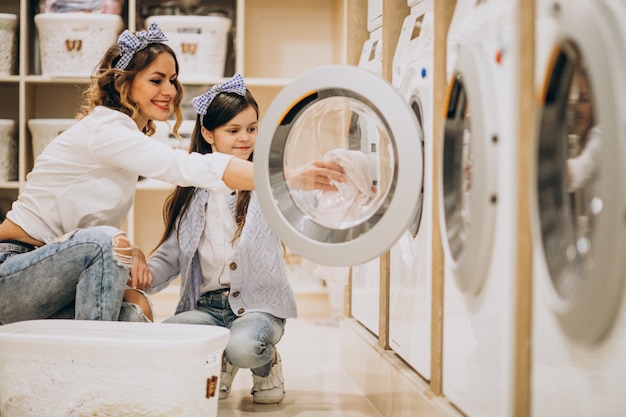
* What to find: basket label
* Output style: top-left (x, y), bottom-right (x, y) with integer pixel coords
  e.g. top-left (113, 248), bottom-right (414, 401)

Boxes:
top-left (65, 39), bottom-right (83, 51)
top-left (206, 375), bottom-right (218, 399)
top-left (181, 43), bottom-right (198, 55)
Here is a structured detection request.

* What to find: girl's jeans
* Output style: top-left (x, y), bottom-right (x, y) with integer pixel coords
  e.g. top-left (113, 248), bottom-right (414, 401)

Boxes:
top-left (0, 226), bottom-right (145, 324)
top-left (164, 288), bottom-right (286, 377)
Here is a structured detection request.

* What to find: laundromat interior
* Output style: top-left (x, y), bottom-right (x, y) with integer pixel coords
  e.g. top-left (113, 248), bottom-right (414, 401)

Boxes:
top-left (1, 0), bottom-right (625, 416)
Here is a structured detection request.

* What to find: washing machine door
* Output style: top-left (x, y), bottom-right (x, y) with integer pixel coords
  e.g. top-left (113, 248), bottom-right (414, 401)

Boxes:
top-left (396, 65), bottom-right (427, 239)
top-left (535, 2), bottom-right (626, 343)
top-left (440, 42), bottom-right (499, 294)
top-left (254, 65), bottom-right (423, 266)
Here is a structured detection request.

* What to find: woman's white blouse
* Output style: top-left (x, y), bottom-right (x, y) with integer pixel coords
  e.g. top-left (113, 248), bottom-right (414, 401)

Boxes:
top-left (7, 106), bottom-right (233, 243)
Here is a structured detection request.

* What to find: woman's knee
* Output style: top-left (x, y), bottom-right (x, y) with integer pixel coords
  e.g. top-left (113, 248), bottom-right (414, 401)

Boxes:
top-left (73, 226), bottom-right (132, 269)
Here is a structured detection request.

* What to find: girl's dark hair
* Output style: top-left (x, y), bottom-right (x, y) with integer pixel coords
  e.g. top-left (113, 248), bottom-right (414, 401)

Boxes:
top-left (154, 90), bottom-right (259, 252)
top-left (77, 42), bottom-right (185, 137)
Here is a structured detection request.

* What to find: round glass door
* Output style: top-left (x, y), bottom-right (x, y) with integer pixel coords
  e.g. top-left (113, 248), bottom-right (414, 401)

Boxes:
top-left (440, 44), bottom-right (499, 295)
top-left (255, 65), bottom-right (423, 266)
top-left (536, 33), bottom-right (626, 343)
top-left (537, 42), bottom-right (597, 303)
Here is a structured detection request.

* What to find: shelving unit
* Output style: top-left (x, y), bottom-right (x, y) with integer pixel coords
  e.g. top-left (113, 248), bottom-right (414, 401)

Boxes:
top-left (0, 0), bottom-right (347, 253)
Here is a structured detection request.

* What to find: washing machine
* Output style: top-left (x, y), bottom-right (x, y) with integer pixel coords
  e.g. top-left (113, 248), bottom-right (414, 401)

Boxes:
top-left (439, 0), bottom-right (519, 416)
top-left (253, 64), bottom-right (425, 335)
top-left (531, 0), bottom-right (626, 415)
top-left (349, 1), bottom-right (384, 337)
top-left (388, 0), bottom-right (434, 380)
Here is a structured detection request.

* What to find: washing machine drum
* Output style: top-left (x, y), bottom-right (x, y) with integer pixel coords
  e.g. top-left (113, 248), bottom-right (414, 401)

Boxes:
top-left (536, 35), bottom-right (626, 344)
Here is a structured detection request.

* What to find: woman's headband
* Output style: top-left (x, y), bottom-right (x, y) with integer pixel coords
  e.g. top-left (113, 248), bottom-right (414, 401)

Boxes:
top-left (115, 22), bottom-right (169, 71)
top-left (192, 73), bottom-right (247, 125)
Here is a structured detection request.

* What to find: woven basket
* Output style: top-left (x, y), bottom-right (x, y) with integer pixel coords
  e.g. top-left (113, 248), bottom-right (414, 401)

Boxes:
top-left (28, 118), bottom-right (78, 161)
top-left (145, 15), bottom-right (231, 82)
top-left (0, 14), bottom-right (18, 76)
top-left (34, 13), bottom-right (123, 77)
top-left (0, 119), bottom-right (17, 181)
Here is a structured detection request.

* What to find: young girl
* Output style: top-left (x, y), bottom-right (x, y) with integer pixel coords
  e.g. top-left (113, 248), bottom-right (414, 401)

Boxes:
top-left (0, 23), bottom-right (254, 325)
top-left (147, 74), bottom-right (296, 404)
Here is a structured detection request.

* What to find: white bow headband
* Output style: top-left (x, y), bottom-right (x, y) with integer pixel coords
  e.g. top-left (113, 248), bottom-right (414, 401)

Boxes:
top-left (192, 73), bottom-right (247, 126)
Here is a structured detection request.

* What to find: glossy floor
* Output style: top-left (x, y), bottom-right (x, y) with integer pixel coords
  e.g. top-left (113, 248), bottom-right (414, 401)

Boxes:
top-left (217, 317), bottom-right (382, 417)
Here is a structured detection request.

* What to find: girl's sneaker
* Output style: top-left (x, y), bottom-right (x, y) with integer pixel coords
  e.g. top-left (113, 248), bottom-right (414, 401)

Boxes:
top-left (251, 350), bottom-right (285, 404)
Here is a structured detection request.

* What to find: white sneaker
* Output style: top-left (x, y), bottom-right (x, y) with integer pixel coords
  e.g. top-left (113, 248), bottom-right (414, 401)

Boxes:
top-left (251, 350), bottom-right (285, 404)
top-left (220, 361), bottom-right (239, 400)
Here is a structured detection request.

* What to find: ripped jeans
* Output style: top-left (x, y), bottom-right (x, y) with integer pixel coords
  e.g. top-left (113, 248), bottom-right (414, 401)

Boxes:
top-left (164, 288), bottom-right (286, 377)
top-left (0, 226), bottom-right (147, 325)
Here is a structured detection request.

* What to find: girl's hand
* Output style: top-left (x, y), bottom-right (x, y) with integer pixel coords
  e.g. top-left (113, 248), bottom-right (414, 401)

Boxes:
top-left (287, 160), bottom-right (345, 191)
top-left (127, 247), bottom-right (153, 290)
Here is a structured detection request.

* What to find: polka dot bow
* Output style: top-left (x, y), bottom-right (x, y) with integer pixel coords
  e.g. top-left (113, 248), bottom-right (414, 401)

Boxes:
top-left (115, 22), bottom-right (169, 71)
top-left (192, 73), bottom-right (247, 120)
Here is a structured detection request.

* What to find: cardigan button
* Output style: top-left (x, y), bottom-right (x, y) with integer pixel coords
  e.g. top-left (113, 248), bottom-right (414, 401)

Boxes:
top-left (233, 291), bottom-right (240, 297)
top-left (237, 308), bottom-right (245, 315)
top-left (229, 262), bottom-right (237, 271)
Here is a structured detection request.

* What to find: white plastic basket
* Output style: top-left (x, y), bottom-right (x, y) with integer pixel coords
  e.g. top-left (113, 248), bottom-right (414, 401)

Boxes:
top-left (34, 13), bottom-right (123, 77)
top-left (0, 14), bottom-right (18, 76)
top-left (0, 119), bottom-right (17, 181)
top-left (28, 118), bottom-right (78, 160)
top-left (0, 320), bottom-right (229, 417)
top-left (145, 15), bottom-right (231, 82)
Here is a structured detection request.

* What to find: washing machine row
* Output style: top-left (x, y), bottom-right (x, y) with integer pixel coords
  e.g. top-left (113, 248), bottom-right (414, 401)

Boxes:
top-left (249, 1), bottom-right (626, 416)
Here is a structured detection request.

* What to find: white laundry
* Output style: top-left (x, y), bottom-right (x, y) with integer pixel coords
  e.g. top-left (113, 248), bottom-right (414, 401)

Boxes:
top-left (288, 148), bottom-right (375, 285)
top-left (314, 148), bottom-right (375, 229)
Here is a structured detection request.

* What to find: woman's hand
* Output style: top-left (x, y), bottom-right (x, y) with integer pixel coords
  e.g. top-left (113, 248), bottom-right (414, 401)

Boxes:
top-left (287, 160), bottom-right (345, 191)
top-left (127, 247), bottom-right (153, 290)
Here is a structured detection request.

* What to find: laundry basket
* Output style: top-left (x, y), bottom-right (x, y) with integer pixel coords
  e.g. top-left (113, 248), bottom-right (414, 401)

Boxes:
top-left (34, 13), bottom-right (123, 77)
top-left (0, 320), bottom-right (230, 417)
top-left (0, 14), bottom-right (18, 76)
top-left (28, 118), bottom-right (78, 160)
top-left (145, 15), bottom-right (231, 82)
top-left (0, 120), bottom-right (17, 181)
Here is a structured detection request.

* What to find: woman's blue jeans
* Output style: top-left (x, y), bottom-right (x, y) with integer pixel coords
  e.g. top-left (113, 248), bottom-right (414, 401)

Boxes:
top-left (164, 288), bottom-right (286, 377)
top-left (0, 226), bottom-right (139, 324)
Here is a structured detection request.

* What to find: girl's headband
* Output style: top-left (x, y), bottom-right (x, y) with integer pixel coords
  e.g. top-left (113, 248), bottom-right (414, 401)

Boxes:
top-left (192, 73), bottom-right (247, 126)
top-left (115, 22), bottom-right (169, 71)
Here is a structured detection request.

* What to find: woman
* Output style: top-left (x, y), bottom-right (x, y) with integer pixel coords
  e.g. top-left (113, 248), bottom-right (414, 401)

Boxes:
top-left (0, 23), bottom-right (253, 325)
